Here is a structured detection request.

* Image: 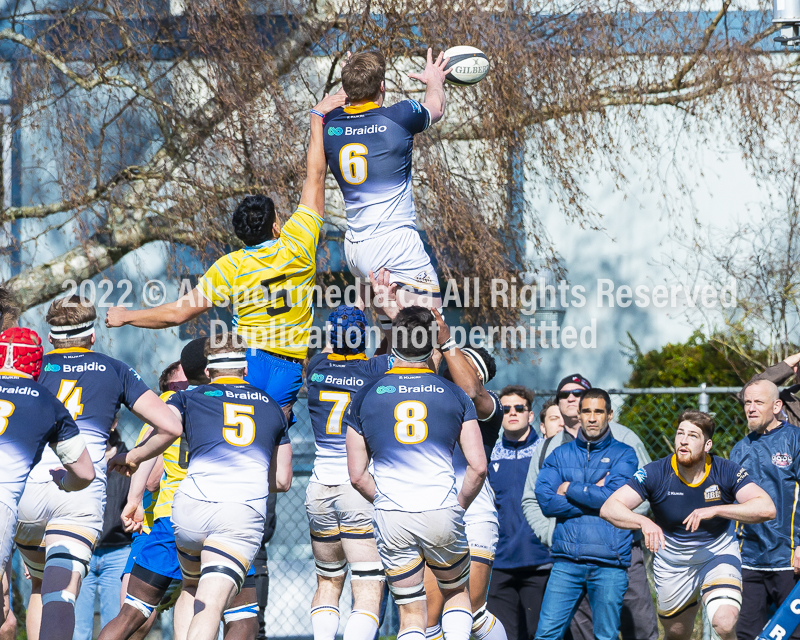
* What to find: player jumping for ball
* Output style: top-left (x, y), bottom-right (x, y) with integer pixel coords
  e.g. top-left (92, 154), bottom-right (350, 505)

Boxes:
top-left (322, 49), bottom-right (449, 332)
top-left (601, 411), bottom-right (776, 640)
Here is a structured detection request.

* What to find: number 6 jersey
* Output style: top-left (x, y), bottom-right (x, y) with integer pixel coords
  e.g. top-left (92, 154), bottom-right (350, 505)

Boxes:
top-left (344, 366), bottom-right (477, 512)
top-left (167, 376), bottom-right (289, 517)
top-left (306, 352), bottom-right (391, 486)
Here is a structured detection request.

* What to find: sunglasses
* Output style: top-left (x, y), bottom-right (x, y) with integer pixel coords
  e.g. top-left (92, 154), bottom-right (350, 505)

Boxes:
top-left (557, 389), bottom-right (586, 400)
top-left (502, 404), bottom-right (528, 414)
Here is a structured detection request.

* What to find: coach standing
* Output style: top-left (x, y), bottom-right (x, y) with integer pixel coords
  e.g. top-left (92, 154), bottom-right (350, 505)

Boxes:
top-left (731, 379), bottom-right (800, 640)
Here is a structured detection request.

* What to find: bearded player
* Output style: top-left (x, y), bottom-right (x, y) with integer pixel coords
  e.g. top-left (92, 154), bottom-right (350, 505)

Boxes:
top-left (322, 49), bottom-right (449, 332)
top-left (601, 411), bottom-right (775, 640)
top-left (305, 306), bottom-right (392, 640)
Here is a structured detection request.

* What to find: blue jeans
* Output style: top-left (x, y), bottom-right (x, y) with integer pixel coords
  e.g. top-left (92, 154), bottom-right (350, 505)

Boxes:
top-left (535, 561), bottom-right (628, 640)
top-left (73, 545), bottom-right (131, 640)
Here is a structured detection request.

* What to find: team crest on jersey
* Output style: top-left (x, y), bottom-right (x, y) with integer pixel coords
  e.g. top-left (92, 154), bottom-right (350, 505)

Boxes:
top-left (43, 363), bottom-right (61, 372)
top-left (327, 127), bottom-right (343, 136)
top-left (204, 390), bottom-right (223, 397)
top-left (414, 271), bottom-right (434, 284)
top-left (376, 385), bottom-right (396, 395)
top-left (772, 452), bottom-right (793, 468)
top-left (704, 484), bottom-right (721, 502)
top-left (633, 468), bottom-right (647, 483)
top-left (310, 373), bottom-right (325, 383)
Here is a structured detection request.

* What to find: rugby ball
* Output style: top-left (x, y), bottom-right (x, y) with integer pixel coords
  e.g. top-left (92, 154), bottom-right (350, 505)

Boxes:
top-left (443, 46), bottom-right (489, 86)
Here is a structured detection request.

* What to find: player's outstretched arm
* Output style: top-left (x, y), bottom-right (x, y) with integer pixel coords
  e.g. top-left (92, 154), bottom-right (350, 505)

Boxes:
top-left (683, 483), bottom-right (776, 533)
top-left (131, 390), bottom-right (184, 439)
top-left (601, 486), bottom-right (666, 552)
top-left (300, 90), bottom-right (347, 217)
top-left (346, 427), bottom-right (377, 503)
top-left (408, 48), bottom-right (449, 124)
top-left (106, 286), bottom-right (212, 329)
top-left (109, 405), bottom-right (184, 476)
top-left (269, 443), bottom-right (293, 493)
top-left (457, 419), bottom-right (488, 509)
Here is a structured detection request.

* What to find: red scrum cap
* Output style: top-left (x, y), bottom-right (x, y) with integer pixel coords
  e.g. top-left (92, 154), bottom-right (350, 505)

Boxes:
top-left (0, 327), bottom-right (43, 379)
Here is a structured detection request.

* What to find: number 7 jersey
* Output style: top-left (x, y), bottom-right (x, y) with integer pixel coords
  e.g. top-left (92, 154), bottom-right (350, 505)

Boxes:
top-left (323, 100), bottom-right (430, 242)
top-left (344, 367), bottom-right (477, 512)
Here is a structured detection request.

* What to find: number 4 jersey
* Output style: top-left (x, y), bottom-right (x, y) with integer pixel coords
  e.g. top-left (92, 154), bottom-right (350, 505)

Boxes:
top-left (344, 367), bottom-right (477, 512)
top-left (323, 100), bottom-right (430, 242)
top-left (306, 353), bottom-right (392, 485)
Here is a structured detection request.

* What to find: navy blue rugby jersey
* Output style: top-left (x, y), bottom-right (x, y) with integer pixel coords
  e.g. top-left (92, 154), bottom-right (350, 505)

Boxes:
top-left (627, 454), bottom-right (754, 546)
top-left (167, 377), bottom-right (289, 514)
top-left (0, 373), bottom-right (80, 510)
top-left (344, 366), bottom-right (477, 512)
top-left (323, 100), bottom-right (430, 241)
top-left (35, 348), bottom-right (149, 490)
top-left (306, 353), bottom-right (391, 485)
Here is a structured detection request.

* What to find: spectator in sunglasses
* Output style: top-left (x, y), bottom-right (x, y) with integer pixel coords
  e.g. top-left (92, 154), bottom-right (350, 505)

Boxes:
top-left (486, 385), bottom-right (551, 639)
top-left (521, 374), bottom-right (658, 640)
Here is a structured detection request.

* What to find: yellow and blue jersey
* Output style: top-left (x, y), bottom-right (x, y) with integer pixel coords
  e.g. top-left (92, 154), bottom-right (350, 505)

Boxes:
top-left (344, 367), bottom-right (477, 512)
top-left (197, 205), bottom-right (323, 360)
top-left (323, 100), bottom-right (430, 242)
top-left (134, 424), bottom-right (157, 535)
top-left (627, 454), bottom-right (753, 547)
top-left (731, 422), bottom-right (800, 569)
top-left (166, 377), bottom-right (289, 517)
top-left (0, 373), bottom-right (80, 512)
top-left (306, 353), bottom-right (392, 485)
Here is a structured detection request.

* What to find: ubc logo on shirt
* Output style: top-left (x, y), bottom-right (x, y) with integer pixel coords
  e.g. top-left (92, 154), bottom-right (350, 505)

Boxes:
top-left (704, 484), bottom-right (721, 502)
top-left (772, 452), bottom-right (793, 468)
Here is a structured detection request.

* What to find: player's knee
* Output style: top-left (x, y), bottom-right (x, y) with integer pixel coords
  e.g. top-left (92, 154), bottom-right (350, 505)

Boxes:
top-left (44, 539), bottom-right (91, 579)
top-left (436, 561), bottom-right (470, 593)
top-left (706, 592), bottom-right (741, 637)
top-left (388, 581), bottom-right (426, 606)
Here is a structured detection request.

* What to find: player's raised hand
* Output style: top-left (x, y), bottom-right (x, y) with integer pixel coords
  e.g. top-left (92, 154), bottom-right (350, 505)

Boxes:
top-left (408, 48), bottom-right (450, 86)
top-left (369, 268), bottom-right (399, 320)
top-left (640, 518), bottom-right (666, 552)
top-left (784, 352), bottom-right (800, 374)
top-left (683, 506), bottom-right (719, 533)
top-left (105, 306), bottom-right (128, 328)
top-left (313, 89), bottom-right (348, 116)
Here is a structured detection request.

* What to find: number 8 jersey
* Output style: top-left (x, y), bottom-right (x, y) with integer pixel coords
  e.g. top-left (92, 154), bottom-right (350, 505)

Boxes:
top-left (344, 367), bottom-right (477, 512)
top-left (323, 100), bottom-right (430, 242)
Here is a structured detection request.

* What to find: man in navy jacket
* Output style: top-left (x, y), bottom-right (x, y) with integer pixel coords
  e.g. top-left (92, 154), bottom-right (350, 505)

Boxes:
top-left (534, 388), bottom-right (638, 640)
top-left (731, 379), bottom-right (800, 640)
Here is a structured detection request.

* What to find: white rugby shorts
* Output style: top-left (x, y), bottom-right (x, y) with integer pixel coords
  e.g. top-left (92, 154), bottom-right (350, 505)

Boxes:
top-left (305, 481), bottom-right (375, 542)
top-left (373, 505), bottom-right (468, 582)
top-left (0, 502), bottom-right (15, 570)
top-left (465, 520), bottom-right (498, 565)
top-left (654, 532), bottom-right (742, 619)
top-left (15, 480), bottom-right (102, 554)
top-left (172, 491), bottom-right (263, 585)
top-left (345, 226), bottom-right (440, 295)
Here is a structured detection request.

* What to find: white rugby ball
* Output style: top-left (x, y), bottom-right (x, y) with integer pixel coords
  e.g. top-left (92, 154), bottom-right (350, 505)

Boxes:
top-left (443, 45), bottom-right (489, 86)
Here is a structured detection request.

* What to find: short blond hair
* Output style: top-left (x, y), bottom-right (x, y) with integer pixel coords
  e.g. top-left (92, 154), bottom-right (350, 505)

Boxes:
top-left (46, 295), bottom-right (96, 349)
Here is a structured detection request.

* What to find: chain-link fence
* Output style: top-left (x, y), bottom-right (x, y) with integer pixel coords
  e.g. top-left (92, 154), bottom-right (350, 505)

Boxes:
top-left (16, 386), bottom-right (746, 639)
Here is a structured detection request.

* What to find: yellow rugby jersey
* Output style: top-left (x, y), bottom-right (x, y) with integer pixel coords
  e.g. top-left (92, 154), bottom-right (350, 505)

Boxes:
top-left (134, 424), bottom-right (158, 535)
top-left (152, 390), bottom-right (186, 521)
top-left (197, 204), bottom-right (323, 359)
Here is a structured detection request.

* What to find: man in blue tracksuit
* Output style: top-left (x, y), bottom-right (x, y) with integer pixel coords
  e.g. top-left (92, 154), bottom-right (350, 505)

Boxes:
top-left (534, 388), bottom-right (639, 640)
top-left (487, 385), bottom-right (552, 640)
top-left (731, 379), bottom-right (800, 640)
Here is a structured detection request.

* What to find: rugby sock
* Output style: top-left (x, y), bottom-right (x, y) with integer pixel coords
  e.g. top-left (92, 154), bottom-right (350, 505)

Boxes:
top-left (310, 605), bottom-right (340, 640)
top-left (397, 628), bottom-right (426, 640)
top-left (472, 607), bottom-right (508, 640)
top-left (343, 609), bottom-right (379, 640)
top-left (441, 607), bottom-right (473, 640)
top-left (425, 623), bottom-right (444, 640)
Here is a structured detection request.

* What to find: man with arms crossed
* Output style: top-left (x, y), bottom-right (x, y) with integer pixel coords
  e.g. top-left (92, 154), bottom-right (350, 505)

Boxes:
top-left (15, 296), bottom-right (182, 640)
top-left (305, 305), bottom-right (391, 640)
top-left (111, 335), bottom-right (293, 640)
top-left (323, 49), bottom-right (449, 330)
top-left (601, 410), bottom-right (776, 640)
top-left (731, 380), bottom-right (800, 640)
top-left (345, 307), bottom-right (487, 640)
